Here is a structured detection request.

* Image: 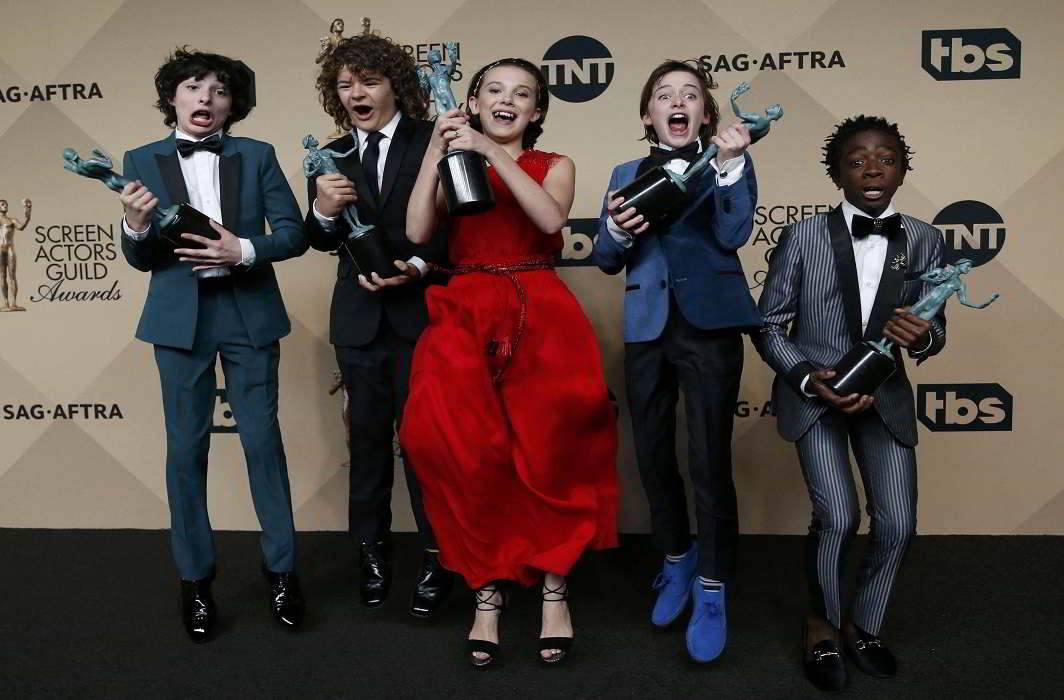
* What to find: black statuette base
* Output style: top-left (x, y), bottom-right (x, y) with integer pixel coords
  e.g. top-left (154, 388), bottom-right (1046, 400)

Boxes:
top-left (826, 341), bottom-right (897, 396)
top-left (157, 204), bottom-right (220, 251)
top-left (612, 167), bottom-right (689, 225)
top-left (346, 227), bottom-right (399, 280)
top-left (438, 150), bottom-right (495, 216)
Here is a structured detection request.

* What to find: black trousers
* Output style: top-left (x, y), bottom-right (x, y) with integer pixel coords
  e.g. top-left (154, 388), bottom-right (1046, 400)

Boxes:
top-left (335, 320), bottom-right (435, 550)
top-left (625, 299), bottom-right (743, 581)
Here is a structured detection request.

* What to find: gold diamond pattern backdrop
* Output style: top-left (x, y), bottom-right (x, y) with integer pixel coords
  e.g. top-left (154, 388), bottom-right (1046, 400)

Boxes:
top-left (1, 0), bottom-right (1060, 534)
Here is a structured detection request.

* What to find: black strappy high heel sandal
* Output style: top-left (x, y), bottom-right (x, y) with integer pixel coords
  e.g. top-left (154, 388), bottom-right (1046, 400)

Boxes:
top-left (538, 579), bottom-right (573, 665)
top-left (467, 585), bottom-right (504, 668)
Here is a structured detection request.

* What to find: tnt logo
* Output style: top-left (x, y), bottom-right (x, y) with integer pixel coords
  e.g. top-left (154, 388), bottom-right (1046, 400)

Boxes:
top-left (922, 29), bottom-right (1020, 80)
top-left (932, 200), bottom-right (1005, 267)
top-left (917, 383), bottom-right (1012, 432)
top-left (211, 388), bottom-right (238, 433)
top-left (556, 217), bottom-right (598, 267)
top-left (541, 36), bottom-right (614, 103)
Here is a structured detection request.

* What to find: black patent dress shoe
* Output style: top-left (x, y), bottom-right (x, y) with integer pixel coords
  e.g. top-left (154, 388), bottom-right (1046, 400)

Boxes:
top-left (844, 626), bottom-right (897, 678)
top-left (180, 577), bottom-right (217, 643)
top-left (262, 566), bottom-right (305, 630)
top-left (803, 626), bottom-right (848, 693)
top-left (411, 550), bottom-right (454, 617)
top-left (359, 541), bottom-right (391, 608)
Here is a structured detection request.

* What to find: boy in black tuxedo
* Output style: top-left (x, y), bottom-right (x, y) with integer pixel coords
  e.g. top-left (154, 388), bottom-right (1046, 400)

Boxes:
top-left (304, 34), bottom-right (451, 615)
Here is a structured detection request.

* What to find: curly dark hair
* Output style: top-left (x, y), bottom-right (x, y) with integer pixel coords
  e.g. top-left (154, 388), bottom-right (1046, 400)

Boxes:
top-left (822, 115), bottom-right (914, 180)
top-left (154, 48), bottom-right (255, 132)
top-left (464, 58), bottom-right (549, 149)
top-left (639, 60), bottom-right (719, 145)
top-left (316, 34), bottom-right (428, 130)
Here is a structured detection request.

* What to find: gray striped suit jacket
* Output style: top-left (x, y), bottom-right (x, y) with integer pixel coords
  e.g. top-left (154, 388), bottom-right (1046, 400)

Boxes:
top-left (752, 207), bottom-right (947, 447)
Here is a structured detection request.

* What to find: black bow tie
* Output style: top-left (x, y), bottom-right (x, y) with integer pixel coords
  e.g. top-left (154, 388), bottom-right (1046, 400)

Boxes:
top-left (648, 141), bottom-right (700, 167)
top-left (176, 136), bottom-right (224, 157)
top-left (851, 213), bottom-right (902, 239)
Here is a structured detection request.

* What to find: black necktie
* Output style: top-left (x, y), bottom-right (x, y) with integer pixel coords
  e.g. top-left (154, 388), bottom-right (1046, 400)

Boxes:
top-left (648, 141), bottom-right (700, 167)
top-left (851, 213), bottom-right (902, 239)
top-left (176, 136), bottom-right (223, 158)
top-left (362, 131), bottom-right (384, 201)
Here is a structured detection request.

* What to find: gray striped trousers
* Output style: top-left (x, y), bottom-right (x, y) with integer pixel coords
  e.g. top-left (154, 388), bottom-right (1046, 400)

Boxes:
top-left (795, 409), bottom-right (917, 635)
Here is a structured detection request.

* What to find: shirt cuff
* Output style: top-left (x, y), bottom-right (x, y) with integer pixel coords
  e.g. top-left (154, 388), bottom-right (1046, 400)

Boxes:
top-left (799, 373), bottom-right (817, 397)
top-left (122, 216), bottom-right (150, 239)
top-left (711, 155), bottom-right (745, 187)
top-left (312, 199), bottom-right (338, 232)
top-left (238, 237), bottom-right (256, 266)
top-left (406, 256), bottom-right (428, 277)
top-left (605, 215), bottom-right (635, 248)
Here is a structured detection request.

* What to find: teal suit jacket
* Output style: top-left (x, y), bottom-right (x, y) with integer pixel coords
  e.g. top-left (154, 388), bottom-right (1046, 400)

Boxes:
top-left (121, 134), bottom-right (307, 350)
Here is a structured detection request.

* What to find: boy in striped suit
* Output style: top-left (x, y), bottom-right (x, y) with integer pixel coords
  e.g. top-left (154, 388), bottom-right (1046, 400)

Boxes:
top-left (752, 116), bottom-right (946, 692)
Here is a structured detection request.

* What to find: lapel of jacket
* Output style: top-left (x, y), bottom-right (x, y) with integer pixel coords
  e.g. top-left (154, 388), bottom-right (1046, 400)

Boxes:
top-left (154, 135), bottom-right (190, 207)
top-left (218, 135), bottom-right (242, 231)
top-left (826, 206), bottom-right (863, 344)
top-left (863, 220), bottom-right (908, 341)
top-left (379, 114), bottom-right (412, 210)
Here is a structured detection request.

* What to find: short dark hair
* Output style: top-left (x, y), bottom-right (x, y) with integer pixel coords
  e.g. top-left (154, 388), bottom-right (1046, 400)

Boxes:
top-left (821, 115), bottom-right (914, 180)
top-left (154, 48), bottom-right (255, 132)
top-left (464, 58), bottom-right (550, 150)
top-left (315, 34), bottom-right (428, 129)
top-left (638, 60), bottom-right (719, 145)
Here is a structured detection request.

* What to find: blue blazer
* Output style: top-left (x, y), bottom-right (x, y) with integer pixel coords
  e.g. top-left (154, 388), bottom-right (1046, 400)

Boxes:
top-left (121, 134), bottom-right (307, 350)
top-left (593, 153), bottom-right (761, 343)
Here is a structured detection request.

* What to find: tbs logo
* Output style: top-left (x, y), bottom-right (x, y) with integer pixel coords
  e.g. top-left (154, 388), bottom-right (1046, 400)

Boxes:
top-left (541, 36), bottom-right (614, 103)
top-left (918, 383), bottom-right (1012, 432)
top-left (556, 217), bottom-right (598, 267)
top-left (211, 388), bottom-right (238, 433)
top-left (922, 29), bottom-right (1020, 80)
top-left (932, 200), bottom-right (1005, 267)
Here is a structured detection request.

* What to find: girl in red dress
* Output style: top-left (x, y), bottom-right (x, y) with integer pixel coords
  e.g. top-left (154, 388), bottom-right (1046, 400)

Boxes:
top-left (401, 58), bottom-right (618, 666)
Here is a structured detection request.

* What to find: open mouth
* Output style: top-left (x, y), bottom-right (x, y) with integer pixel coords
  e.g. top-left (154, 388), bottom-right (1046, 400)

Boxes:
top-left (862, 186), bottom-right (885, 200)
top-left (351, 104), bottom-right (374, 118)
top-left (190, 109), bottom-right (213, 127)
top-left (492, 110), bottom-right (516, 124)
top-left (668, 112), bottom-right (689, 135)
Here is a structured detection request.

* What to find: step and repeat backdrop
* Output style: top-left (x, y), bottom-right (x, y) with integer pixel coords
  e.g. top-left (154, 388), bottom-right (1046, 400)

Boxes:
top-left (1, 0), bottom-right (1060, 535)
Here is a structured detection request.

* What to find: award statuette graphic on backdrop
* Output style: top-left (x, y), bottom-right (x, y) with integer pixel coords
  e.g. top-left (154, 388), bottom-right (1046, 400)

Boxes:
top-left (302, 134), bottom-right (398, 280)
top-left (614, 82), bottom-right (783, 224)
top-left (418, 42), bottom-right (495, 215)
top-left (0, 197), bottom-right (31, 311)
top-left (828, 258), bottom-right (1000, 396)
top-left (61, 148), bottom-right (220, 250)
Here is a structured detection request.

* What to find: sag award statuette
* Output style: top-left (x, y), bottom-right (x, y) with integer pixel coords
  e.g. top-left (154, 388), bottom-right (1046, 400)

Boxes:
top-left (614, 82), bottom-right (783, 224)
top-left (828, 258), bottom-right (1000, 396)
top-left (302, 134), bottom-right (398, 280)
top-left (62, 148), bottom-right (219, 250)
top-left (418, 42), bottom-right (495, 215)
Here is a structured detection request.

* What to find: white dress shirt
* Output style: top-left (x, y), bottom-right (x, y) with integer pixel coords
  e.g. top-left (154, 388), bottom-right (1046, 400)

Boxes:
top-left (605, 139), bottom-right (746, 246)
top-left (123, 129), bottom-right (255, 278)
top-left (311, 111), bottom-right (427, 277)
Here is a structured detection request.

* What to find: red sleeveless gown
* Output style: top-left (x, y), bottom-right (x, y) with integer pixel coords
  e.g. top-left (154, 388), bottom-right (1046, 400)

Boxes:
top-left (400, 150), bottom-right (618, 588)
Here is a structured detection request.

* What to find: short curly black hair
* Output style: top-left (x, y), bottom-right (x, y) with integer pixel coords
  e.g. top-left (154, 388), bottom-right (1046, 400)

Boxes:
top-left (316, 34), bottom-right (428, 130)
top-left (464, 58), bottom-right (550, 149)
top-left (154, 48), bottom-right (255, 132)
top-left (822, 115), bottom-right (914, 180)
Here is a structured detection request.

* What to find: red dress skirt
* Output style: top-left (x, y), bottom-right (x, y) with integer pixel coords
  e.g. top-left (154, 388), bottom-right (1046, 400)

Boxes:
top-left (400, 150), bottom-right (618, 588)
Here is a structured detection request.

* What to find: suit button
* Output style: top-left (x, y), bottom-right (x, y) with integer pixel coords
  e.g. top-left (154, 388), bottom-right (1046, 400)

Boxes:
top-left (660, 280), bottom-right (667, 289)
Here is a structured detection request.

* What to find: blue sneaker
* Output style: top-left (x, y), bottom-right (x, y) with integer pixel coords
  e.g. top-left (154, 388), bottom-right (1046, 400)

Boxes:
top-left (650, 544), bottom-right (697, 626)
top-left (686, 580), bottom-right (727, 662)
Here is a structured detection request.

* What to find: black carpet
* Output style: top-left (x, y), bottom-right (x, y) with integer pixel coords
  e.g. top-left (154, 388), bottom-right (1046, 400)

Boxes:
top-left (1, 530), bottom-right (1061, 698)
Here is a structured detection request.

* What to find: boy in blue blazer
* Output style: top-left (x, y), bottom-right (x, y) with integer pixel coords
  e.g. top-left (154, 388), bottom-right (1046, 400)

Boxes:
top-left (593, 59), bottom-right (760, 663)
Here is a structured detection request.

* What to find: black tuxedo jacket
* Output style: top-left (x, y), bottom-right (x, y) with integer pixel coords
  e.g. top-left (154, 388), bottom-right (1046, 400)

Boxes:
top-left (303, 115), bottom-right (447, 347)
